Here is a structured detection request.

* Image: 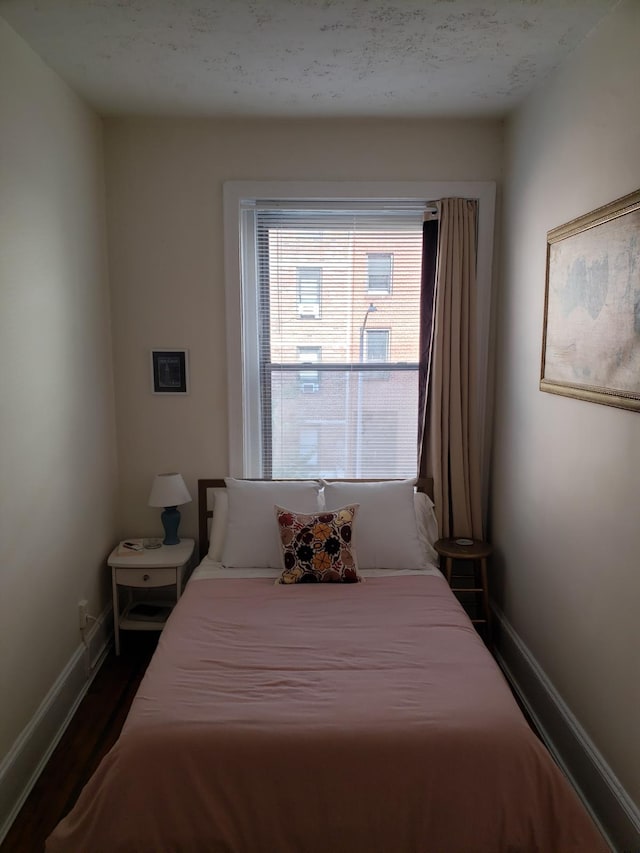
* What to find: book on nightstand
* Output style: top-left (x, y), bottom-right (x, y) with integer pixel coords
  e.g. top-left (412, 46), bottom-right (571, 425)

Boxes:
top-left (127, 602), bottom-right (172, 622)
top-left (116, 539), bottom-right (145, 557)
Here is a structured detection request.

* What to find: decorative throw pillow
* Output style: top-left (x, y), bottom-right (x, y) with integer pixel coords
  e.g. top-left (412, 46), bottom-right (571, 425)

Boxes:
top-left (275, 504), bottom-right (362, 584)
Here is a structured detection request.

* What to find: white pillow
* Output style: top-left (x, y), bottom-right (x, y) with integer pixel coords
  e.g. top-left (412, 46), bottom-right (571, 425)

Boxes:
top-left (414, 491), bottom-right (439, 565)
top-left (221, 478), bottom-right (322, 568)
top-left (207, 488), bottom-right (229, 561)
top-left (322, 479), bottom-right (429, 569)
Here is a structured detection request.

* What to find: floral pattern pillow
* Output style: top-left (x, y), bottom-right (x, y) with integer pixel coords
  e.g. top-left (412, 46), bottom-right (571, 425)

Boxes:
top-left (275, 504), bottom-right (361, 584)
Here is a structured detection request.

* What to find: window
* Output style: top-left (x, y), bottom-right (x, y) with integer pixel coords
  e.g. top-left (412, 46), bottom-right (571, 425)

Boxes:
top-left (239, 201), bottom-right (423, 479)
top-left (361, 412), bottom-right (400, 477)
top-left (298, 346), bottom-right (321, 393)
top-left (364, 329), bottom-right (390, 362)
top-left (367, 253), bottom-right (393, 293)
top-left (299, 426), bottom-right (319, 472)
top-left (364, 329), bottom-right (390, 380)
top-left (225, 179), bottom-right (496, 484)
top-left (297, 267), bottom-right (321, 318)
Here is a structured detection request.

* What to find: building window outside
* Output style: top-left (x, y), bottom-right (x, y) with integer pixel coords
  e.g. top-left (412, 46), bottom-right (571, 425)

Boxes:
top-left (299, 426), bottom-right (320, 471)
top-left (367, 253), bottom-right (393, 293)
top-left (297, 267), bottom-right (321, 318)
top-left (361, 412), bottom-right (400, 478)
top-left (364, 329), bottom-right (391, 380)
top-left (365, 329), bottom-right (390, 362)
top-left (298, 346), bottom-right (321, 393)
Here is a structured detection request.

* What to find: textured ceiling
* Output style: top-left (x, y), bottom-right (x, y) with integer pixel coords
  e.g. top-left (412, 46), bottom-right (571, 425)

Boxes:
top-left (0, 0), bottom-right (620, 118)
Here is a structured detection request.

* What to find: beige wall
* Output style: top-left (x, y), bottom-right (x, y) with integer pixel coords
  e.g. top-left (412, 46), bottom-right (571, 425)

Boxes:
top-left (104, 116), bottom-right (503, 537)
top-left (492, 0), bottom-right (640, 809)
top-left (0, 21), bottom-right (118, 757)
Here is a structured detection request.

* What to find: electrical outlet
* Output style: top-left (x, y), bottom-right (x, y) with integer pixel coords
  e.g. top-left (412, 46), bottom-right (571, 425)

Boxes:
top-left (78, 599), bottom-right (89, 631)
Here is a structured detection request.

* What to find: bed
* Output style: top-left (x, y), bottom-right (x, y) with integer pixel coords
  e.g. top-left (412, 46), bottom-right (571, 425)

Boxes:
top-left (46, 478), bottom-right (608, 852)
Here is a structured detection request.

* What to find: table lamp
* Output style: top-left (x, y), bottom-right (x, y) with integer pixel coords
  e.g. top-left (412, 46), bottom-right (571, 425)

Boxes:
top-left (148, 473), bottom-right (192, 545)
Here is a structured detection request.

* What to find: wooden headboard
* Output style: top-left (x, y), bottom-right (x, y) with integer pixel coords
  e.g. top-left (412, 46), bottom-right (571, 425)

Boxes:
top-left (197, 477), bottom-right (434, 560)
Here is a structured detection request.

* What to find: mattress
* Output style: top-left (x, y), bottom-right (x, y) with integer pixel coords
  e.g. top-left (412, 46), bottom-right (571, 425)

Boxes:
top-left (47, 568), bottom-right (607, 853)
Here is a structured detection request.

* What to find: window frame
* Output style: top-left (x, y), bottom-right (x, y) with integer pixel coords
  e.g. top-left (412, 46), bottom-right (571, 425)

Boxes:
top-left (223, 180), bottom-right (496, 478)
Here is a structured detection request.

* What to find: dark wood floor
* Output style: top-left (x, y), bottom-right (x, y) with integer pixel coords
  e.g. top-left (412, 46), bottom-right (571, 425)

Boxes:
top-left (1, 633), bottom-right (158, 853)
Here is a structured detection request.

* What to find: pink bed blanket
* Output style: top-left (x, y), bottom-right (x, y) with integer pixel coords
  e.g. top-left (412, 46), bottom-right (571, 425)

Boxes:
top-left (47, 575), bottom-right (607, 852)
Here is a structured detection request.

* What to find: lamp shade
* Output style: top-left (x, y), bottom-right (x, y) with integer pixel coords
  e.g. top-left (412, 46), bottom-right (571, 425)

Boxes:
top-left (148, 473), bottom-right (192, 508)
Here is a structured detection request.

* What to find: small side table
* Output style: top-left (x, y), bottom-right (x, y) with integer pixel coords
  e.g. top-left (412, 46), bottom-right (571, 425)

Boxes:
top-left (434, 538), bottom-right (492, 636)
top-left (108, 538), bottom-right (195, 655)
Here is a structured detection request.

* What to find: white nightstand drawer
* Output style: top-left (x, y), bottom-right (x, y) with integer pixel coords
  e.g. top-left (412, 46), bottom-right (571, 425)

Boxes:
top-left (114, 567), bottom-right (176, 588)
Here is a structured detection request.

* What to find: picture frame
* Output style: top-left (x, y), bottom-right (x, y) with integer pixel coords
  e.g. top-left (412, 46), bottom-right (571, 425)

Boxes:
top-left (540, 188), bottom-right (640, 412)
top-left (151, 349), bottom-right (189, 395)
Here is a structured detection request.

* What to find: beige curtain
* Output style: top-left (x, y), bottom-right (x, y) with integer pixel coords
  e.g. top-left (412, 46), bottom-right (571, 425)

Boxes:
top-left (420, 198), bottom-right (483, 540)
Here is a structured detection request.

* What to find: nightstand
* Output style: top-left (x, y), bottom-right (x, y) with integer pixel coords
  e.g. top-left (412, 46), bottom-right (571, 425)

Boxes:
top-left (108, 538), bottom-right (195, 655)
top-left (434, 538), bottom-right (492, 639)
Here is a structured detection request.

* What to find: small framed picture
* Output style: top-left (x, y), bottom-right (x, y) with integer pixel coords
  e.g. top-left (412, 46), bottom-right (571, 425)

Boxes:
top-left (151, 349), bottom-right (189, 394)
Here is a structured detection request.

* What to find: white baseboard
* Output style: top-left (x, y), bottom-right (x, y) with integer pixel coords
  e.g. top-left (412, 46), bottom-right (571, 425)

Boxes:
top-left (493, 605), bottom-right (640, 853)
top-left (0, 603), bottom-right (113, 846)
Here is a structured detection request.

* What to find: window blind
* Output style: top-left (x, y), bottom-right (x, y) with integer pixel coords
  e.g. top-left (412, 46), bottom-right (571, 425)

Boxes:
top-left (242, 204), bottom-right (425, 479)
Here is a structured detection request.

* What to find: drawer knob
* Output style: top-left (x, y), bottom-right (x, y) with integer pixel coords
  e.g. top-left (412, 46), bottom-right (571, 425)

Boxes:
top-left (143, 574), bottom-right (150, 582)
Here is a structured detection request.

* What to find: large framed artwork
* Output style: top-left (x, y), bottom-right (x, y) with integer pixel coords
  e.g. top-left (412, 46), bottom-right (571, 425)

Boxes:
top-left (540, 188), bottom-right (640, 412)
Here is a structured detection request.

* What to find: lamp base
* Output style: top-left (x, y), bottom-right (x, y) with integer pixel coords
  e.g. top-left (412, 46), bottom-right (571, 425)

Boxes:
top-left (160, 506), bottom-right (181, 545)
